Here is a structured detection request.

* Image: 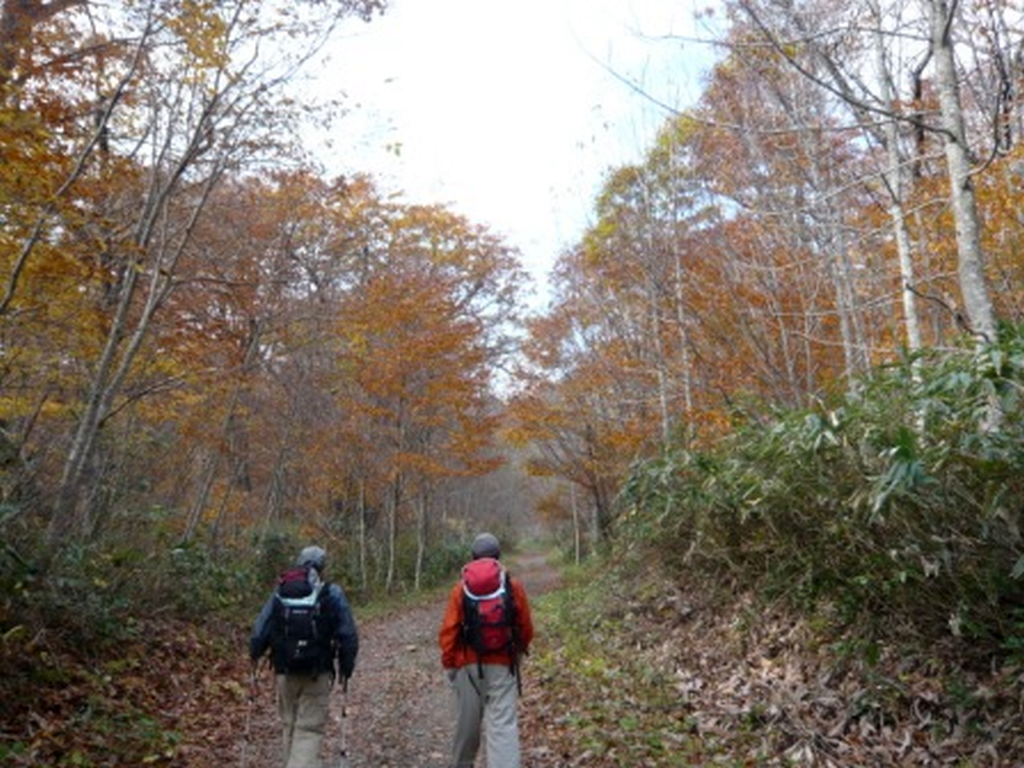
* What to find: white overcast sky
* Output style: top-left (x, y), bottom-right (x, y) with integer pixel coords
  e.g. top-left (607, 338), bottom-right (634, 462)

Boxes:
top-left (306, 0), bottom-right (717, 305)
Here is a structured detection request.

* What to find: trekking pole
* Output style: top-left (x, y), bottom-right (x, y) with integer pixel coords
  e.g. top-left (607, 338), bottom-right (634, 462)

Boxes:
top-left (514, 652), bottom-right (523, 697)
top-left (240, 660), bottom-right (258, 768)
top-left (336, 676), bottom-right (350, 768)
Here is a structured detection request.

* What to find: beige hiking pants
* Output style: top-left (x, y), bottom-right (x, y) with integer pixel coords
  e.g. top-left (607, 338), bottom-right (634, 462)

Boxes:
top-left (276, 672), bottom-right (332, 768)
top-left (450, 663), bottom-right (520, 768)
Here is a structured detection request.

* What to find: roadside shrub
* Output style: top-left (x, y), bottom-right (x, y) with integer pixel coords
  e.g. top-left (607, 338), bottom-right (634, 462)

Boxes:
top-left (421, 537), bottom-right (469, 583)
top-left (621, 327), bottom-right (1024, 659)
top-left (0, 522), bottom-right (268, 651)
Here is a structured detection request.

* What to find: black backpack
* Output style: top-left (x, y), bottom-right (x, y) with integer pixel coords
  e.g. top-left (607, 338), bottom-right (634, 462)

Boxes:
top-left (271, 566), bottom-right (332, 674)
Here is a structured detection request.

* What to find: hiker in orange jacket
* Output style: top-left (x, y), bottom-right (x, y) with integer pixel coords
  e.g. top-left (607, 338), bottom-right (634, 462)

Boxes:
top-left (438, 533), bottom-right (534, 768)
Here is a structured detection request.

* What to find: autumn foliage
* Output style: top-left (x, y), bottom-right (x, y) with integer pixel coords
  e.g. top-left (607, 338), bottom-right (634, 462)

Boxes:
top-left (0, 0), bottom-right (538, 573)
top-left (4, 0), bottom-right (1024, 763)
top-left (511, 0), bottom-right (1024, 554)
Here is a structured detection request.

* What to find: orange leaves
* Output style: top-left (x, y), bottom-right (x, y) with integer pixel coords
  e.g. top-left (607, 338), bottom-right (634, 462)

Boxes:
top-left (147, 168), bottom-right (525, 549)
top-left (330, 189), bottom-right (520, 481)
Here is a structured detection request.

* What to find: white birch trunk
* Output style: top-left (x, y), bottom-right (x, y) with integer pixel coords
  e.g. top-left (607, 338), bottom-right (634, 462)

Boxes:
top-left (869, 0), bottom-right (923, 356)
top-left (927, 0), bottom-right (998, 343)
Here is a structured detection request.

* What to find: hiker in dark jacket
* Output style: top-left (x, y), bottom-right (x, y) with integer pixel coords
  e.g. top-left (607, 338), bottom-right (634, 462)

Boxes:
top-left (250, 545), bottom-right (359, 768)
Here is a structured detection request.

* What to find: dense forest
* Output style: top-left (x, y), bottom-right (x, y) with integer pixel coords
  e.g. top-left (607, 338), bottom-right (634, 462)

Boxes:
top-left (3, 0), bottom-right (1024, 763)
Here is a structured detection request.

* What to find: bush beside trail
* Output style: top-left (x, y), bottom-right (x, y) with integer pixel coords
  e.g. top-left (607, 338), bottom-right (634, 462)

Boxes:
top-left (622, 334), bottom-right (1024, 669)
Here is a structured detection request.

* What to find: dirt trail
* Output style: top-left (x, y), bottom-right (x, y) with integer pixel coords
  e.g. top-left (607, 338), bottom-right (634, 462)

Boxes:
top-left (241, 547), bottom-right (562, 768)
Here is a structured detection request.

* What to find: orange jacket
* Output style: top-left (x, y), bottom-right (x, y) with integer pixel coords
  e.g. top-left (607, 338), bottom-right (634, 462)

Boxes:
top-left (439, 570), bottom-right (534, 669)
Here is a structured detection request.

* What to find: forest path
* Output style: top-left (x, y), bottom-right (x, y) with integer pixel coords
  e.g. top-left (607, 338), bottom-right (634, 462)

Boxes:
top-left (239, 546), bottom-right (563, 768)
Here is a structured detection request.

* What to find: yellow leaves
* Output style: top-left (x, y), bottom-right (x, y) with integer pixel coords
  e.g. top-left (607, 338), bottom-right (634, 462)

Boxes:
top-left (779, 41), bottom-right (801, 59)
top-left (162, 0), bottom-right (231, 71)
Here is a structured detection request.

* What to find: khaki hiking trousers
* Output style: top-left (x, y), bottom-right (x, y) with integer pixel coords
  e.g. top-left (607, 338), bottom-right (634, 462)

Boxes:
top-left (450, 663), bottom-right (520, 768)
top-left (276, 672), bottom-right (332, 768)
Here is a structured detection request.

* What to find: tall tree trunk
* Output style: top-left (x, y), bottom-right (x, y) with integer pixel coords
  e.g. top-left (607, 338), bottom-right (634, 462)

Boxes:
top-left (869, 0), bottom-right (923, 357)
top-left (673, 252), bottom-right (695, 447)
top-left (385, 474), bottom-right (400, 593)
top-left (184, 449), bottom-right (220, 543)
top-left (927, 0), bottom-right (998, 343)
top-left (570, 482), bottom-right (581, 565)
top-left (821, 200), bottom-right (869, 382)
top-left (414, 491), bottom-right (427, 591)
top-left (48, 89), bottom-right (222, 549)
top-left (648, 281), bottom-right (672, 445)
top-left (358, 480), bottom-right (368, 593)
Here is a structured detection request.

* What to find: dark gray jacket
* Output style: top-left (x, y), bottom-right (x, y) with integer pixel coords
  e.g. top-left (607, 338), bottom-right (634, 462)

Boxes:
top-left (249, 581), bottom-right (359, 679)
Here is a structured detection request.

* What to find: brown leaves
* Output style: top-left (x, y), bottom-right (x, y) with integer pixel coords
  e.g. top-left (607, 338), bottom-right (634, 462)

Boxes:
top-left (0, 618), bottom-right (250, 767)
top-left (522, 566), bottom-right (1024, 766)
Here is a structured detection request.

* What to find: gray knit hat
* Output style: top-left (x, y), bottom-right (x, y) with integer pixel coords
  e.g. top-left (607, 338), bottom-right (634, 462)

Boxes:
top-left (296, 545), bottom-right (326, 571)
top-left (471, 532), bottom-right (501, 560)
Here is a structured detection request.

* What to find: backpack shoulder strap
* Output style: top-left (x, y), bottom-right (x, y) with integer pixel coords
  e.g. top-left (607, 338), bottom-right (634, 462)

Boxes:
top-left (503, 572), bottom-right (517, 618)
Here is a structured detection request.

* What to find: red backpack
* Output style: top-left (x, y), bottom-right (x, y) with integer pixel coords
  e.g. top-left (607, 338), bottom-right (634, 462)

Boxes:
top-left (460, 557), bottom-right (516, 658)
